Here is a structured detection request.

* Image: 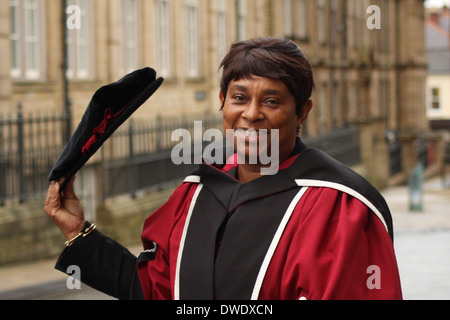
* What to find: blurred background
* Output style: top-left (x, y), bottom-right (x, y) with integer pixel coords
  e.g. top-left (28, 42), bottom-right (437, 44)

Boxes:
top-left (0, 0), bottom-right (449, 300)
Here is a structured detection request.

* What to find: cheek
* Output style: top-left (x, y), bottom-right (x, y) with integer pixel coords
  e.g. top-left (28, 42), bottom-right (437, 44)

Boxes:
top-left (221, 106), bottom-right (237, 129)
top-left (273, 112), bottom-right (298, 132)
top-left (276, 116), bottom-right (299, 146)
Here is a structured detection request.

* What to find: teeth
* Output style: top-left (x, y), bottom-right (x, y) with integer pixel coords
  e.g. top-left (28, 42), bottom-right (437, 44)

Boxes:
top-left (244, 130), bottom-right (259, 137)
top-left (235, 129), bottom-right (266, 137)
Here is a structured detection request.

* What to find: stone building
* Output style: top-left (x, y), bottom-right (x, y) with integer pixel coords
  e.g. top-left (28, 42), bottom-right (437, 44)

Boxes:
top-left (0, 0), bottom-right (441, 266)
top-left (0, 0), bottom-right (429, 187)
top-left (426, 5), bottom-right (450, 130)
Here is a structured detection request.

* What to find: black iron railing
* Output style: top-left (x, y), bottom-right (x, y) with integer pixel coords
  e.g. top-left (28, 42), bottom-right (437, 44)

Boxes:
top-left (1, 108), bottom-right (364, 206)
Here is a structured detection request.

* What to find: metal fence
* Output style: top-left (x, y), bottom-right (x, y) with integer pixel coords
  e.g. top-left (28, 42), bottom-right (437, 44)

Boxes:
top-left (0, 105), bottom-right (70, 204)
top-left (386, 130), bottom-right (403, 177)
top-left (1, 108), bottom-right (366, 208)
top-left (100, 113), bottom-right (223, 201)
top-left (304, 126), bottom-right (361, 167)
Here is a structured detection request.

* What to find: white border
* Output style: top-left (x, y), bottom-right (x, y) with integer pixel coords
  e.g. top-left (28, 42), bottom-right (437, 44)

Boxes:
top-left (295, 179), bottom-right (389, 232)
top-left (174, 183), bottom-right (203, 300)
top-left (183, 175), bottom-right (201, 183)
top-left (250, 187), bottom-right (309, 300)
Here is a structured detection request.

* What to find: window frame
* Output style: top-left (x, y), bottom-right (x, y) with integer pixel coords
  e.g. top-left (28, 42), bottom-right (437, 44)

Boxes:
top-left (10, 0), bottom-right (46, 81)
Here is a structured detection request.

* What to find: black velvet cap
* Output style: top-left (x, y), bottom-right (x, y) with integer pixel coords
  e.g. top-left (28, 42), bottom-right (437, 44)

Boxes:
top-left (48, 67), bottom-right (164, 191)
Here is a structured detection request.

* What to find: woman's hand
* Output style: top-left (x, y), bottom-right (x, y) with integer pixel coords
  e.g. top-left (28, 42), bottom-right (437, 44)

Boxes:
top-left (44, 176), bottom-right (86, 241)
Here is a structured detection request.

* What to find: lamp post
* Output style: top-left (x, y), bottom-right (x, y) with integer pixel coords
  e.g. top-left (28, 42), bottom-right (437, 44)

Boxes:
top-left (62, 0), bottom-right (72, 143)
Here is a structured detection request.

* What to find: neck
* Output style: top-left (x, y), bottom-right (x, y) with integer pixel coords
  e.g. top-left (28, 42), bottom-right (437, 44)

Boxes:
top-left (234, 138), bottom-right (302, 183)
top-left (236, 163), bottom-right (264, 183)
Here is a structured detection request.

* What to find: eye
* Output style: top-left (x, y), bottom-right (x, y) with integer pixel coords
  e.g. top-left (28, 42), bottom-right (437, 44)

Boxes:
top-left (231, 94), bottom-right (246, 103)
top-left (265, 98), bottom-right (281, 107)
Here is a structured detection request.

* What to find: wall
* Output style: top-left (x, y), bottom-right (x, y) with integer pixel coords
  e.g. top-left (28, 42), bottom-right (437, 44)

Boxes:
top-left (0, 186), bottom-right (175, 266)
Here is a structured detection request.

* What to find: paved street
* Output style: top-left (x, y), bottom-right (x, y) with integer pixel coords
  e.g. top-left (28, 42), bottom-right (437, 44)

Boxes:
top-left (395, 229), bottom-right (450, 300)
top-left (384, 175), bottom-right (450, 300)
top-left (0, 176), bottom-right (449, 300)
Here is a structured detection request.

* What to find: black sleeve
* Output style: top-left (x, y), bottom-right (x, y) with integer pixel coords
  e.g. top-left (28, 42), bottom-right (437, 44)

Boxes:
top-left (54, 222), bottom-right (144, 300)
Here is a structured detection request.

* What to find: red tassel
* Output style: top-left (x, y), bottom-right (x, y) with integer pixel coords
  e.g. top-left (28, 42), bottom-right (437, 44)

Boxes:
top-left (81, 96), bottom-right (138, 155)
top-left (81, 108), bottom-right (113, 155)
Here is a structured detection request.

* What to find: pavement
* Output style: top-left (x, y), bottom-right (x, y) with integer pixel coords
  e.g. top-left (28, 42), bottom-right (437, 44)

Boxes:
top-left (383, 175), bottom-right (450, 300)
top-left (0, 175), bottom-right (449, 300)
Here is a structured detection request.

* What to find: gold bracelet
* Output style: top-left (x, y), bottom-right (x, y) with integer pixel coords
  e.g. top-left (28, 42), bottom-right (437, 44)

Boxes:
top-left (64, 223), bottom-right (96, 247)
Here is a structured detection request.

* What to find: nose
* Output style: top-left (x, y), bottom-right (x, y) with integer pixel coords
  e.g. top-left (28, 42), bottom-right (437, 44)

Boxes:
top-left (242, 100), bottom-right (264, 122)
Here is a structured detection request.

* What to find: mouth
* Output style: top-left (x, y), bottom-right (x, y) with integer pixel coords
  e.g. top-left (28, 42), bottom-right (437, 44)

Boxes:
top-left (235, 128), bottom-right (269, 137)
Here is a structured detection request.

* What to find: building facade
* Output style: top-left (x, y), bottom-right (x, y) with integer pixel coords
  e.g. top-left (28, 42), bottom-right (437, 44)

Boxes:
top-left (426, 6), bottom-right (450, 131)
top-left (0, 0), bottom-right (429, 186)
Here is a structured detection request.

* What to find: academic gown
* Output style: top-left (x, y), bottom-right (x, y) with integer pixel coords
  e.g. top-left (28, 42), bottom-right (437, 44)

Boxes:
top-left (55, 139), bottom-right (402, 300)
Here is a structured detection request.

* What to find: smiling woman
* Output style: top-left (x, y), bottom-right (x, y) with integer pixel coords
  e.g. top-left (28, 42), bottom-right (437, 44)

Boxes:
top-left (219, 38), bottom-right (314, 182)
top-left (45, 37), bottom-right (403, 301)
top-left (221, 76), bottom-right (309, 182)
top-left (219, 38), bottom-right (315, 117)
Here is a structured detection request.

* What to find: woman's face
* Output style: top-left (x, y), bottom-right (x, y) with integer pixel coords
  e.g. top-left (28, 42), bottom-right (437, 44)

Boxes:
top-left (220, 75), bottom-right (312, 166)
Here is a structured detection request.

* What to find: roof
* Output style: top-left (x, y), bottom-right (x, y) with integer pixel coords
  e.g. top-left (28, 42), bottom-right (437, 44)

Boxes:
top-left (426, 9), bottom-right (450, 74)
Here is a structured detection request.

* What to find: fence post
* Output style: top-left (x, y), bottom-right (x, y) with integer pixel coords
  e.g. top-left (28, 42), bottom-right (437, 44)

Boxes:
top-left (17, 102), bottom-right (25, 203)
top-left (156, 114), bottom-right (162, 152)
top-left (0, 114), bottom-right (4, 205)
top-left (62, 0), bottom-right (72, 143)
top-left (129, 119), bottom-right (136, 198)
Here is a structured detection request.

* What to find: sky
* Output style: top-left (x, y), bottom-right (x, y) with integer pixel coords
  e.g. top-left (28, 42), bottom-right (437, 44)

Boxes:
top-left (424, 0), bottom-right (450, 8)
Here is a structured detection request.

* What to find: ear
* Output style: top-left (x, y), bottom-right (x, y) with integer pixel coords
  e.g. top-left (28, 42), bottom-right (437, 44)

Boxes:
top-left (298, 99), bottom-right (313, 125)
top-left (219, 90), bottom-right (225, 108)
top-left (219, 90), bottom-right (228, 111)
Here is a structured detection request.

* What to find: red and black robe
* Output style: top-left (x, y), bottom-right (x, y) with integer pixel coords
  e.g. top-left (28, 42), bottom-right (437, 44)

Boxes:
top-left (56, 139), bottom-right (402, 300)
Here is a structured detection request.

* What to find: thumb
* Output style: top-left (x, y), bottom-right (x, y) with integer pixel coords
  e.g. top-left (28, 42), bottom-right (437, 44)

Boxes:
top-left (44, 181), bottom-right (62, 217)
top-left (61, 176), bottom-right (78, 199)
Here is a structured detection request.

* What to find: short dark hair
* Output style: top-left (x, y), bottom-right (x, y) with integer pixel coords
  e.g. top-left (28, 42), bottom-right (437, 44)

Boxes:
top-left (219, 37), bottom-right (315, 116)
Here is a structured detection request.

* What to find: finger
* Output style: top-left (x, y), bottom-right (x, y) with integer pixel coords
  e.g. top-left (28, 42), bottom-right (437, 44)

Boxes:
top-left (44, 181), bottom-right (62, 217)
top-left (45, 181), bottom-right (58, 204)
top-left (62, 176), bottom-right (78, 200)
top-left (45, 182), bottom-right (54, 206)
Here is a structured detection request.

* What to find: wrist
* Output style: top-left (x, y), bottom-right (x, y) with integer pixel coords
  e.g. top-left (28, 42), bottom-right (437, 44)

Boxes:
top-left (64, 221), bottom-right (96, 247)
top-left (65, 221), bottom-right (87, 241)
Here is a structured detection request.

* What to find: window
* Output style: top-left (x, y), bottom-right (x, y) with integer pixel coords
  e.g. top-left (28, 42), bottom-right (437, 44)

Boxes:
top-left (331, 81), bottom-right (339, 127)
top-left (381, 0), bottom-right (390, 54)
top-left (317, 0), bottom-right (326, 45)
top-left (217, 0), bottom-right (227, 63)
top-left (283, 0), bottom-right (293, 36)
top-left (318, 82), bottom-right (329, 132)
top-left (185, 0), bottom-right (200, 78)
top-left (353, 0), bottom-right (363, 48)
top-left (10, 0), bottom-right (45, 80)
top-left (155, 0), bottom-right (172, 77)
top-left (121, 0), bottom-right (140, 74)
top-left (431, 87), bottom-right (441, 110)
top-left (378, 76), bottom-right (391, 119)
top-left (236, 0), bottom-right (247, 41)
top-left (66, 0), bottom-right (93, 80)
top-left (283, 0), bottom-right (308, 40)
top-left (348, 81), bottom-right (358, 120)
top-left (346, 0), bottom-right (366, 49)
top-left (346, 0), bottom-right (354, 49)
top-left (329, 0), bottom-right (337, 47)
